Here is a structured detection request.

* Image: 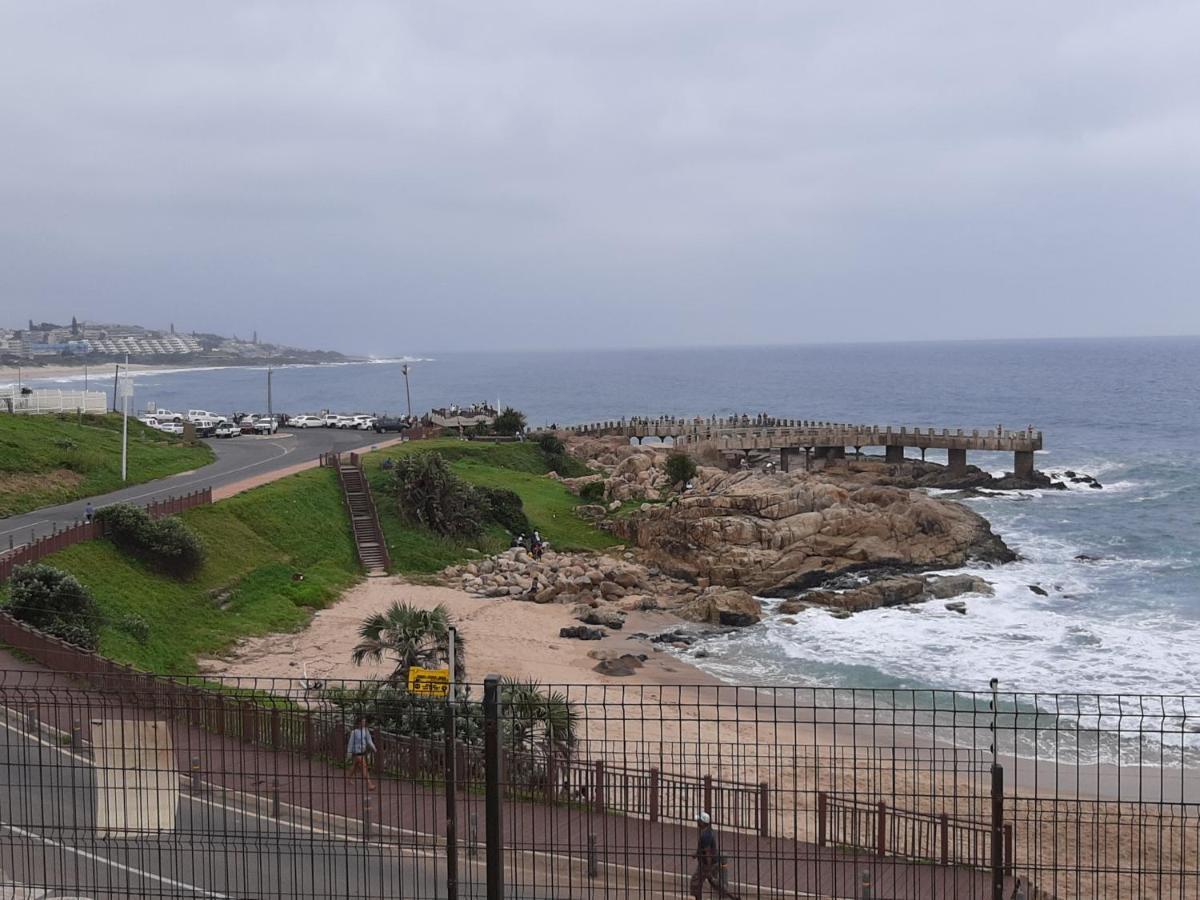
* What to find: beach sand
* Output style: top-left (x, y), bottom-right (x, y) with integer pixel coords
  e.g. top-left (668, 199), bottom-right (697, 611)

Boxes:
top-left (200, 576), bottom-right (715, 688)
top-left (0, 362), bottom-right (164, 384)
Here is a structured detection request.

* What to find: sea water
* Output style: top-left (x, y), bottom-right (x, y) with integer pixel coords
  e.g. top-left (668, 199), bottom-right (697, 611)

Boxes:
top-left (18, 336), bottom-right (1200, 696)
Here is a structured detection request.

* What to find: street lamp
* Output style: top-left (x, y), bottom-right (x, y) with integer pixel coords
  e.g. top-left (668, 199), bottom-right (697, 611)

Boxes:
top-left (401, 363), bottom-right (412, 419)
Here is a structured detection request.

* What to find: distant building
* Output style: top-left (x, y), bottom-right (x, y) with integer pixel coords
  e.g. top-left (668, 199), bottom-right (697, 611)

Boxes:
top-left (428, 403), bottom-right (498, 428)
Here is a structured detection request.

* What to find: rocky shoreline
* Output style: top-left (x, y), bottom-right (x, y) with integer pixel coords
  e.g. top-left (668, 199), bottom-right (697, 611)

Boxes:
top-left (435, 435), bottom-right (1101, 674)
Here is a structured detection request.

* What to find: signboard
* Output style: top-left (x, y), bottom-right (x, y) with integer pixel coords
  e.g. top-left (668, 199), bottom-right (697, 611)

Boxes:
top-left (117, 376), bottom-right (134, 400)
top-left (407, 666), bottom-right (450, 699)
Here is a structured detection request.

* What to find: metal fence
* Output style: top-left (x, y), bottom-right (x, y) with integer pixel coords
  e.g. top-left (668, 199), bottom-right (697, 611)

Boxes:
top-left (0, 670), bottom-right (1196, 898)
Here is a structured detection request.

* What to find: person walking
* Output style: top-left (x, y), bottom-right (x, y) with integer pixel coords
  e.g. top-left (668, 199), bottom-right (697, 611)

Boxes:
top-left (690, 812), bottom-right (738, 899)
top-left (346, 716), bottom-right (377, 791)
top-left (84, 502), bottom-right (94, 524)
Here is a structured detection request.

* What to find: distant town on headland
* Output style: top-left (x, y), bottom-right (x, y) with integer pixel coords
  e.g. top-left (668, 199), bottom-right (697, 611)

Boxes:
top-left (1, 317), bottom-right (349, 367)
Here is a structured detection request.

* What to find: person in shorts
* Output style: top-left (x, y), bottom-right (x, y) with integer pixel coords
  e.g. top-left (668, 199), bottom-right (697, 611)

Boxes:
top-left (346, 716), bottom-right (377, 791)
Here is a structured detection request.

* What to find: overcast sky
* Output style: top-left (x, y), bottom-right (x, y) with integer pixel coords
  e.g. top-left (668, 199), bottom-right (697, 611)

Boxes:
top-left (1, 2), bottom-right (1197, 354)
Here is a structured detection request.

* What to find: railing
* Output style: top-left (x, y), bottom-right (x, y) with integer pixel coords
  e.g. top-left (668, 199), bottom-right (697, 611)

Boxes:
top-left (818, 792), bottom-right (1012, 871)
top-left (324, 451), bottom-right (391, 572)
top-left (0, 488), bottom-right (212, 581)
top-left (0, 388), bottom-right (108, 415)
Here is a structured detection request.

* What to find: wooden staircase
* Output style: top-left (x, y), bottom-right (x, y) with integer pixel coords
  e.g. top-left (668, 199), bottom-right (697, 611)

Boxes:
top-left (324, 451), bottom-right (391, 576)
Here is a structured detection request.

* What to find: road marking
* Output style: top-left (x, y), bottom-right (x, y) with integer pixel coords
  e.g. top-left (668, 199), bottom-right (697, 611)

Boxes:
top-left (0, 822), bottom-right (230, 899)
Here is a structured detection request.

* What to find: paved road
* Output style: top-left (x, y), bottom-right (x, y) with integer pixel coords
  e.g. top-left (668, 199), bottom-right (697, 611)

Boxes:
top-left (0, 428), bottom-right (390, 548)
top-left (0, 715), bottom-right (480, 899)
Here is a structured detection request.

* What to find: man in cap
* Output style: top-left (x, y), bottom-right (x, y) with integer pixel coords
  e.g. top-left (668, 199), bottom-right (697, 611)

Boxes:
top-left (690, 811), bottom-right (739, 898)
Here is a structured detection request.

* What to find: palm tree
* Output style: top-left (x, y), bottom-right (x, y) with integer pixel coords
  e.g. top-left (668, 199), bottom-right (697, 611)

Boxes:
top-left (501, 678), bottom-right (578, 796)
top-left (351, 602), bottom-right (466, 686)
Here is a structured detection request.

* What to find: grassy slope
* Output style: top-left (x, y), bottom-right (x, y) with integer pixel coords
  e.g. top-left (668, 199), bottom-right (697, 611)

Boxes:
top-left (362, 439), bottom-right (616, 573)
top-left (0, 413), bottom-right (214, 516)
top-left (14, 468), bottom-right (361, 672)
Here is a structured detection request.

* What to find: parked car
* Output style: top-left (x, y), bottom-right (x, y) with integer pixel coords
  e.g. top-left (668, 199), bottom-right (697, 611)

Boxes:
top-left (214, 422), bottom-right (239, 438)
top-left (373, 417), bottom-right (412, 433)
top-left (157, 421), bottom-right (185, 435)
top-left (289, 414), bottom-right (325, 429)
top-left (351, 415), bottom-right (376, 429)
top-left (192, 421), bottom-right (218, 438)
top-left (332, 416), bottom-right (357, 429)
top-left (152, 409), bottom-right (184, 423)
top-left (137, 415), bottom-right (160, 428)
top-left (322, 413), bottom-right (342, 428)
top-left (188, 409), bottom-right (226, 424)
top-left (254, 418), bottom-right (278, 435)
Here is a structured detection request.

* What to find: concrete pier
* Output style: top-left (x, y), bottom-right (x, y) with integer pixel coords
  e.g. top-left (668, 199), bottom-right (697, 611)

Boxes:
top-left (550, 417), bottom-right (1045, 477)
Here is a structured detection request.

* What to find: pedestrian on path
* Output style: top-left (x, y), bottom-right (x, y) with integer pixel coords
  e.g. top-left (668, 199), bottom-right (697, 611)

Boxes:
top-left (84, 502), bottom-right (94, 524)
top-left (690, 812), bottom-right (739, 899)
top-left (346, 716), bottom-right (377, 791)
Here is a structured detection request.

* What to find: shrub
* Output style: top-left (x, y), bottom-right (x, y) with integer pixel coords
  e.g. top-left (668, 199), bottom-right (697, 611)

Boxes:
top-left (536, 433), bottom-right (565, 457)
top-left (493, 407), bottom-right (527, 437)
top-left (391, 452), bottom-right (485, 539)
top-left (478, 487), bottom-right (532, 536)
top-left (665, 452), bottom-right (698, 486)
top-left (96, 503), bottom-right (207, 578)
top-left (3, 564), bottom-right (101, 649)
top-left (579, 480), bottom-right (606, 503)
top-left (115, 612), bottom-right (151, 644)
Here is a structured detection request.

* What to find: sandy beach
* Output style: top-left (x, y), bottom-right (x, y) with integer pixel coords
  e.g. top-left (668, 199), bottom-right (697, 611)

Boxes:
top-left (0, 362), bottom-right (166, 385)
top-left (200, 575), bottom-right (715, 689)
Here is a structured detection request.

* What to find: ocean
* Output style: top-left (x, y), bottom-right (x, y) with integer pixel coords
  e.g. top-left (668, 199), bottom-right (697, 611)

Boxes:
top-left (21, 336), bottom-right (1200, 696)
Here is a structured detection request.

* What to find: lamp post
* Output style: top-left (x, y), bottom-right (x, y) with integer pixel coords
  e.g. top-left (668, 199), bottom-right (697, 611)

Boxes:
top-left (118, 355), bottom-right (131, 481)
top-left (267, 365), bottom-right (273, 421)
top-left (401, 364), bottom-right (412, 419)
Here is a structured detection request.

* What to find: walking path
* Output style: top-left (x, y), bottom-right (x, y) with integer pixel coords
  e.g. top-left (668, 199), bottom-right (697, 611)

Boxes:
top-left (0, 658), bottom-right (1007, 899)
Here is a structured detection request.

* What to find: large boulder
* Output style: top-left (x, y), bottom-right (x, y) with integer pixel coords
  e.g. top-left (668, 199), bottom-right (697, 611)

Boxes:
top-left (675, 589), bottom-right (762, 627)
top-left (611, 468), bottom-right (1013, 595)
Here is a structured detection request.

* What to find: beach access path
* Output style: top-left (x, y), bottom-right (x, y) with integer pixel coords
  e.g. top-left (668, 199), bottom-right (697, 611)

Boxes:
top-left (0, 428), bottom-right (406, 550)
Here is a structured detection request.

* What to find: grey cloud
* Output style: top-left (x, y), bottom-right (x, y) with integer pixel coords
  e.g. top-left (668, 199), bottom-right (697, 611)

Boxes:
top-left (1, 1), bottom-right (1197, 352)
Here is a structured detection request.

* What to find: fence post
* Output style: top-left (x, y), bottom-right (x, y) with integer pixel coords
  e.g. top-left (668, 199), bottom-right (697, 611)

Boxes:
top-left (270, 708), bottom-right (281, 749)
top-left (758, 782), bottom-right (769, 837)
top-left (940, 813), bottom-right (950, 865)
top-left (703, 773), bottom-right (712, 816)
top-left (483, 674), bottom-right (503, 900)
top-left (649, 768), bottom-right (660, 823)
top-left (594, 760), bottom-right (606, 815)
top-left (877, 801), bottom-right (887, 856)
top-left (991, 764), bottom-right (1005, 900)
top-left (445, 702), bottom-right (459, 900)
top-left (817, 792), bottom-right (827, 847)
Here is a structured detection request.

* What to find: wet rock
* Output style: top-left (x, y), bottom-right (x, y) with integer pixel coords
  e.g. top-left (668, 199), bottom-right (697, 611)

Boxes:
top-left (944, 601), bottom-right (967, 614)
top-left (559, 625), bottom-right (606, 640)
top-left (593, 654), bottom-right (645, 677)
top-left (1028, 584), bottom-right (1049, 597)
top-left (676, 589), bottom-right (762, 627)
top-left (572, 603), bottom-right (627, 630)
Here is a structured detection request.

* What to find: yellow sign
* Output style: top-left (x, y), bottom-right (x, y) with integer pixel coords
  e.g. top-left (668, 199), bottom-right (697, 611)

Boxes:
top-left (407, 666), bottom-right (450, 698)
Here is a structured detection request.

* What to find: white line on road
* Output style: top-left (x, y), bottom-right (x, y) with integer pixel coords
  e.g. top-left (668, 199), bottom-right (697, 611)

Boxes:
top-left (0, 822), bottom-right (230, 899)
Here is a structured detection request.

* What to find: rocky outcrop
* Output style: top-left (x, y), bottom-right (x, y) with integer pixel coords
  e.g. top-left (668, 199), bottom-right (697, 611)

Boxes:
top-left (611, 467), bottom-right (1014, 595)
top-left (675, 589), bottom-right (762, 627)
top-left (777, 573), bottom-right (993, 614)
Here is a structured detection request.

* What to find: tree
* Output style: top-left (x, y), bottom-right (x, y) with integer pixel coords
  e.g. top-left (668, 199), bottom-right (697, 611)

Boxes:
top-left (665, 452), bottom-right (698, 487)
top-left (351, 601), bottom-right (466, 686)
top-left (4, 564), bottom-right (101, 649)
top-left (493, 407), bottom-right (527, 436)
top-left (390, 452), bottom-right (484, 538)
top-left (501, 678), bottom-right (578, 794)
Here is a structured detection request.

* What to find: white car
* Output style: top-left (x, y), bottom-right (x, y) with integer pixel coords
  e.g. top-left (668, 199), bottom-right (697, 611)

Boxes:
top-left (323, 414), bottom-right (342, 428)
top-left (356, 417), bottom-right (378, 430)
top-left (188, 409), bottom-right (225, 424)
top-left (214, 422), bottom-right (239, 438)
top-left (138, 415), bottom-right (160, 428)
top-left (290, 415), bottom-right (324, 429)
top-left (157, 422), bottom-right (185, 435)
top-left (335, 416), bottom-right (358, 429)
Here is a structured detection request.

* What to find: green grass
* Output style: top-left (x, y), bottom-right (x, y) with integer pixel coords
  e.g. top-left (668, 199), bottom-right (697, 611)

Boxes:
top-left (11, 468), bottom-right (361, 673)
top-left (362, 439), bottom-right (617, 572)
top-left (0, 413), bottom-right (213, 516)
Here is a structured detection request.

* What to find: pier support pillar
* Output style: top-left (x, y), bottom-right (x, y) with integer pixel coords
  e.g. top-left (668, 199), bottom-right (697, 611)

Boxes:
top-left (947, 448), bottom-right (967, 473)
top-left (779, 449), bottom-right (791, 473)
top-left (885, 445), bottom-right (904, 464)
top-left (804, 448), bottom-right (812, 470)
top-left (812, 446), bottom-right (830, 461)
top-left (828, 446), bottom-right (845, 460)
top-left (1014, 450), bottom-right (1035, 479)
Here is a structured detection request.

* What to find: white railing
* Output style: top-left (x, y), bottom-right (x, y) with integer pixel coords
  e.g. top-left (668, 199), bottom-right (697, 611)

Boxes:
top-left (0, 388), bottom-right (109, 415)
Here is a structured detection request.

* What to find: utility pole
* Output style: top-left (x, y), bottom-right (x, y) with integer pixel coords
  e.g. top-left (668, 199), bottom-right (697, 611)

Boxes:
top-left (119, 355), bottom-right (130, 482)
top-left (401, 364), bottom-right (412, 419)
top-left (267, 365), bottom-right (273, 420)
